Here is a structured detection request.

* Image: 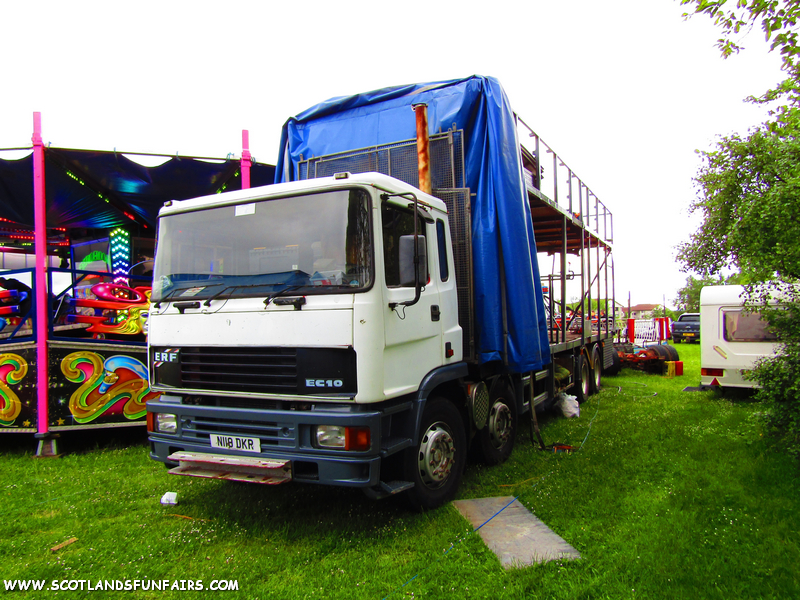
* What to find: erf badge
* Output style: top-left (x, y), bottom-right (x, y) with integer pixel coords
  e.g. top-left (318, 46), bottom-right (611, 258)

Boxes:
top-left (153, 349), bottom-right (180, 368)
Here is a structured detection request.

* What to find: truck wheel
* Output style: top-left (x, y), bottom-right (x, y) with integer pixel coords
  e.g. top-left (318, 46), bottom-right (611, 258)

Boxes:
top-left (665, 344), bottom-right (680, 362)
top-left (649, 344), bottom-right (670, 360)
top-left (476, 382), bottom-right (517, 465)
top-left (605, 347), bottom-right (622, 376)
top-left (573, 354), bottom-right (591, 403)
top-left (405, 397), bottom-right (466, 510)
top-left (591, 346), bottom-right (602, 394)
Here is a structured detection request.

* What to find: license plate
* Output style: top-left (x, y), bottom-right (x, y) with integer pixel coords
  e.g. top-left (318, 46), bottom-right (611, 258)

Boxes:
top-left (685, 333), bottom-right (695, 337)
top-left (210, 434), bottom-right (261, 453)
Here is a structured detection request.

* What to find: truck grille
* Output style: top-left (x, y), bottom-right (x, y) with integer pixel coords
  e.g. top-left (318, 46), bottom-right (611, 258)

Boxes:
top-left (181, 414), bottom-right (296, 448)
top-left (178, 347), bottom-right (298, 394)
top-left (152, 346), bottom-right (358, 396)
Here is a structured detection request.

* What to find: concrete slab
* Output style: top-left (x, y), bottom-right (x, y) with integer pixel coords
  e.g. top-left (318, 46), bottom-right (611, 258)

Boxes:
top-left (453, 496), bottom-right (581, 568)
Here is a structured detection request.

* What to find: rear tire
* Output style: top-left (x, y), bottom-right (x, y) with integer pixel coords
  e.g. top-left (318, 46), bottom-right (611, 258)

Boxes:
top-left (605, 346), bottom-right (622, 376)
top-left (476, 381), bottom-right (517, 465)
top-left (573, 354), bottom-right (590, 403)
top-left (405, 397), bottom-right (466, 510)
top-left (591, 345), bottom-right (602, 394)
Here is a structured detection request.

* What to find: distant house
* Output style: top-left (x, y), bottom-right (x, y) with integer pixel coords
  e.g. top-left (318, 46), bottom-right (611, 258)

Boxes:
top-left (622, 304), bottom-right (662, 319)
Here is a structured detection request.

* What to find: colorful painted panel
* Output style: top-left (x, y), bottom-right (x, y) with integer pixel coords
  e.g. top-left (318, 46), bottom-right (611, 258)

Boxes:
top-left (49, 345), bottom-right (160, 428)
top-left (0, 346), bottom-right (36, 430)
top-left (66, 283), bottom-right (150, 336)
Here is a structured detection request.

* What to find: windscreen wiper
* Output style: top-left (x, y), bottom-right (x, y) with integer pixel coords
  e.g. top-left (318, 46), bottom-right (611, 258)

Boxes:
top-left (203, 283), bottom-right (272, 307)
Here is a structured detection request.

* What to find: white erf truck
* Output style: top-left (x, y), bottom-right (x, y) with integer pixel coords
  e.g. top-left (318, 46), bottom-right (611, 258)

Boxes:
top-left (146, 76), bottom-right (615, 508)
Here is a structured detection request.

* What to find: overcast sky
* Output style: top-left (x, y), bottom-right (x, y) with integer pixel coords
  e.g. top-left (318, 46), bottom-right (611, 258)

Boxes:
top-left (1, 0), bottom-right (786, 307)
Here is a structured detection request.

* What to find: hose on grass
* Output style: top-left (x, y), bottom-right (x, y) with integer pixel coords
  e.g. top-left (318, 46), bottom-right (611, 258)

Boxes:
top-left (613, 382), bottom-right (657, 400)
top-left (528, 386), bottom-right (605, 455)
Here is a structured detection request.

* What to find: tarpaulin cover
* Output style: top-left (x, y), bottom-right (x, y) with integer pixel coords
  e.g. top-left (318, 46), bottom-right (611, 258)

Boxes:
top-left (0, 148), bottom-right (275, 230)
top-left (276, 75), bottom-right (550, 372)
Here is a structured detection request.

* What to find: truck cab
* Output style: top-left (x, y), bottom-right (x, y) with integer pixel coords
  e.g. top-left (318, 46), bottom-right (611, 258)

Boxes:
top-left (147, 173), bottom-right (467, 506)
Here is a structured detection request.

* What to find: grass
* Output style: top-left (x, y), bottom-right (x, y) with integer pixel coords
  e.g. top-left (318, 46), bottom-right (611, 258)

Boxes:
top-left (2, 342), bottom-right (799, 599)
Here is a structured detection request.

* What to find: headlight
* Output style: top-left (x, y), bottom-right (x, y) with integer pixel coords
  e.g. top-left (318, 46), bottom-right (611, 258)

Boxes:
top-left (315, 425), bottom-right (346, 448)
top-left (155, 413), bottom-right (178, 434)
top-left (314, 425), bottom-right (370, 451)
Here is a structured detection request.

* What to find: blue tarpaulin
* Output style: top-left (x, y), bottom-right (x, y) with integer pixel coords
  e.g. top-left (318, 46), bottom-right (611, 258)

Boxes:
top-left (276, 75), bottom-right (551, 372)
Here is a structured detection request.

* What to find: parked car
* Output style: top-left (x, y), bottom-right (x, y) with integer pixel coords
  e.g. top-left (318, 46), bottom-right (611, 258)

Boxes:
top-left (672, 312), bottom-right (700, 343)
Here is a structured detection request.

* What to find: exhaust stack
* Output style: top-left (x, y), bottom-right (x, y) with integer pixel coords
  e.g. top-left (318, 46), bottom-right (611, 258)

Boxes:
top-left (413, 103), bottom-right (431, 194)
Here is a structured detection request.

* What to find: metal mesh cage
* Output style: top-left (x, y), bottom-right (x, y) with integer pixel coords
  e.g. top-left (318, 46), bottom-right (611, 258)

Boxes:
top-left (435, 188), bottom-right (473, 359)
top-left (298, 130), bottom-right (474, 361)
top-left (299, 131), bottom-right (464, 187)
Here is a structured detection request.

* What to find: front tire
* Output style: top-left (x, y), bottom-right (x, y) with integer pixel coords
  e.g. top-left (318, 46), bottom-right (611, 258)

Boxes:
top-left (405, 397), bottom-right (466, 510)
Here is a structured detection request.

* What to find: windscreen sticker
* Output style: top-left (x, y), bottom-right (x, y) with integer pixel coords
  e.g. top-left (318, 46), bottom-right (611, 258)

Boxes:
top-left (179, 287), bottom-right (206, 296)
top-left (235, 203), bottom-right (256, 216)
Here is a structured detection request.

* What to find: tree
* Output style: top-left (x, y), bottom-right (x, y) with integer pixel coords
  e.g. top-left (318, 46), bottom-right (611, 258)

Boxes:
top-left (680, 0), bottom-right (800, 70)
top-left (674, 274), bottom-right (743, 312)
top-left (681, 0), bottom-right (800, 458)
top-left (677, 129), bottom-right (800, 281)
top-left (681, 1), bottom-right (800, 131)
top-left (680, 0), bottom-right (800, 286)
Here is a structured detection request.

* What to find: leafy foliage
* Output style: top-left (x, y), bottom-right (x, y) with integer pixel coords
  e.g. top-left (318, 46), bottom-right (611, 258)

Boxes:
top-left (677, 128), bottom-right (800, 281)
top-left (680, 0), bottom-right (800, 458)
top-left (752, 298), bottom-right (800, 457)
top-left (680, 0), bottom-right (800, 70)
top-left (681, 1), bottom-right (800, 132)
top-left (675, 274), bottom-right (743, 312)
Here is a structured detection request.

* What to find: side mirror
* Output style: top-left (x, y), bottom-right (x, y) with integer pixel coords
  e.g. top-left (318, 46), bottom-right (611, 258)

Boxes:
top-left (399, 235), bottom-right (427, 288)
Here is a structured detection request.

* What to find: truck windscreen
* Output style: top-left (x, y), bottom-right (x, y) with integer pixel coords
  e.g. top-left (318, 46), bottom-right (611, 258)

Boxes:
top-left (151, 188), bottom-right (373, 302)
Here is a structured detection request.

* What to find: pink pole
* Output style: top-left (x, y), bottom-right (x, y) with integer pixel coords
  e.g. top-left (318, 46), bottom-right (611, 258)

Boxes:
top-left (32, 113), bottom-right (50, 436)
top-left (241, 129), bottom-right (251, 190)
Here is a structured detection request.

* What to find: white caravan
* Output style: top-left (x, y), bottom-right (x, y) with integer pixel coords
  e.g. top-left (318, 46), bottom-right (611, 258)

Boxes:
top-left (700, 285), bottom-right (779, 389)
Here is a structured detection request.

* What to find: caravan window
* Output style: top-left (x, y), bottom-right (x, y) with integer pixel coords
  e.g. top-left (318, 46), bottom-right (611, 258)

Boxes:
top-left (722, 309), bottom-right (778, 342)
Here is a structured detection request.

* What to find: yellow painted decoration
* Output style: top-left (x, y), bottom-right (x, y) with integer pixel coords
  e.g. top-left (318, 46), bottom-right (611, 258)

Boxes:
top-left (0, 353), bottom-right (28, 426)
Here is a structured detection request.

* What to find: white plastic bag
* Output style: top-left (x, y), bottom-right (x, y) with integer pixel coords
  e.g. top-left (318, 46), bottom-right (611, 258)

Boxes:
top-left (556, 393), bottom-right (580, 418)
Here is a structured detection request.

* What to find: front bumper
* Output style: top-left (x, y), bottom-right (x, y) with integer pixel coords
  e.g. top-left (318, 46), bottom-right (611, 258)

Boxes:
top-left (147, 399), bottom-right (393, 488)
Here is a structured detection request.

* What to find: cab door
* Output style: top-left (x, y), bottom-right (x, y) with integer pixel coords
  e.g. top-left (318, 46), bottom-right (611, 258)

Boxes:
top-left (381, 201), bottom-right (443, 398)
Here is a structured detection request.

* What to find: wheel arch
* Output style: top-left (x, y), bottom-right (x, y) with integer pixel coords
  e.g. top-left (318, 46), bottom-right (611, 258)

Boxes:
top-left (410, 362), bottom-right (469, 446)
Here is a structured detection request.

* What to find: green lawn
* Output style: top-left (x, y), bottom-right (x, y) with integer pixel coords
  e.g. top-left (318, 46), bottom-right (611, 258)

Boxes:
top-left (3, 342), bottom-right (799, 599)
